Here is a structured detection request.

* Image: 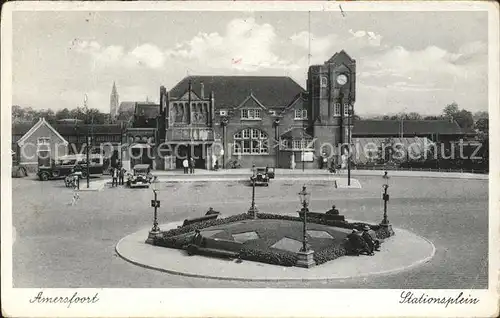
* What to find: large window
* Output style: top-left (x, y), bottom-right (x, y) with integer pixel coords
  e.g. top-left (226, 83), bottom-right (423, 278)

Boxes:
top-left (294, 109), bottom-right (308, 120)
top-left (241, 109), bottom-right (261, 120)
top-left (233, 128), bottom-right (269, 154)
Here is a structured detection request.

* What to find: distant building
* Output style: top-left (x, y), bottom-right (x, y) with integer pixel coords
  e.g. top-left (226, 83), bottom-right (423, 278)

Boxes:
top-left (12, 118), bottom-right (124, 171)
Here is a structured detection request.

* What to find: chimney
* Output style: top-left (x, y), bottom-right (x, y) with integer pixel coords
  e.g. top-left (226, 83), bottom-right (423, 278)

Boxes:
top-left (200, 82), bottom-right (205, 99)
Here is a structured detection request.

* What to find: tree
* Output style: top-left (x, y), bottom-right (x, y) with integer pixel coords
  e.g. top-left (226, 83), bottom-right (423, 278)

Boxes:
top-left (424, 115), bottom-right (443, 120)
top-left (475, 117), bottom-right (488, 135)
top-left (55, 108), bottom-right (71, 120)
top-left (407, 112), bottom-right (422, 120)
top-left (473, 111), bottom-right (488, 121)
top-left (443, 102), bottom-right (459, 119)
top-left (454, 109), bottom-right (474, 130)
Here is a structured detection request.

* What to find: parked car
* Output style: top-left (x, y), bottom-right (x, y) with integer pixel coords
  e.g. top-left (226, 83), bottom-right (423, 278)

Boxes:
top-left (250, 167), bottom-right (275, 186)
top-left (37, 154), bottom-right (104, 181)
top-left (126, 164), bottom-right (153, 188)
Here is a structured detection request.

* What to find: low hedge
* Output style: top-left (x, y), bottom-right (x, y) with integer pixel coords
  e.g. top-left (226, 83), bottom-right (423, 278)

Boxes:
top-left (314, 244), bottom-right (348, 265)
top-left (239, 247), bottom-right (298, 267)
top-left (162, 213), bottom-right (251, 238)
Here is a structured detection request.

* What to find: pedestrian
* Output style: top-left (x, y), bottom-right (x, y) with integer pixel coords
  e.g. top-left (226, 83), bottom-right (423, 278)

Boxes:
top-left (189, 157), bottom-right (195, 174)
top-left (346, 229), bottom-right (372, 256)
top-left (119, 166), bottom-right (125, 185)
top-left (182, 158), bottom-right (189, 174)
top-left (323, 155), bottom-right (328, 170)
top-left (361, 226), bottom-right (376, 255)
top-left (363, 225), bottom-right (381, 251)
top-left (112, 167), bottom-right (118, 187)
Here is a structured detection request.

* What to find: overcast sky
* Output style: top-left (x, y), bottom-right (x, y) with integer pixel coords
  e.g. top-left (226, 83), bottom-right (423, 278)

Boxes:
top-left (12, 10), bottom-right (488, 115)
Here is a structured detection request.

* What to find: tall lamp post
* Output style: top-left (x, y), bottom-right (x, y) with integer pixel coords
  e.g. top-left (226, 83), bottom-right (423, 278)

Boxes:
top-left (296, 185), bottom-right (315, 268)
top-left (220, 117), bottom-right (228, 169)
top-left (146, 185), bottom-right (161, 244)
top-left (347, 103), bottom-right (353, 186)
top-left (248, 166), bottom-right (258, 218)
top-left (380, 171), bottom-right (395, 235)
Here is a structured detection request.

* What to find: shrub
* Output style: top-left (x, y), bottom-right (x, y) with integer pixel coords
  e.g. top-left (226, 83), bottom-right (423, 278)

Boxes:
top-left (162, 213), bottom-right (251, 237)
top-left (239, 247), bottom-right (297, 267)
top-left (314, 244), bottom-right (348, 265)
top-left (154, 233), bottom-right (194, 249)
top-left (375, 227), bottom-right (392, 240)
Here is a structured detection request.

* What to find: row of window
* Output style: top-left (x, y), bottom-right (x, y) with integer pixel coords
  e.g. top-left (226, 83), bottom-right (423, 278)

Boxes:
top-left (241, 109), bottom-right (261, 120)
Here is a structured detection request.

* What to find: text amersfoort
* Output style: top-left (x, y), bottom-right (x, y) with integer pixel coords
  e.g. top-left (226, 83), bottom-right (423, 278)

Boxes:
top-left (29, 291), bottom-right (99, 308)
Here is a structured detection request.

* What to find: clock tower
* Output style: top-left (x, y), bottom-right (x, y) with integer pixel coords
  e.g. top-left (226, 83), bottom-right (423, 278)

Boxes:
top-left (307, 50), bottom-right (356, 165)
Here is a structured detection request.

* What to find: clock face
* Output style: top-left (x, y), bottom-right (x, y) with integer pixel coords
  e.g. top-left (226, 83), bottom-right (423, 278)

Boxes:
top-left (336, 74), bottom-right (348, 85)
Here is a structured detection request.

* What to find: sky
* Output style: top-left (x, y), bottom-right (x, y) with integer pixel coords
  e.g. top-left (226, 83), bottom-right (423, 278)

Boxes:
top-left (12, 10), bottom-right (488, 116)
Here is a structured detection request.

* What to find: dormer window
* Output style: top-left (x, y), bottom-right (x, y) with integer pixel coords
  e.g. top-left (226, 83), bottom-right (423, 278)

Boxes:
top-left (294, 109), bottom-right (308, 120)
top-left (241, 109), bottom-right (261, 120)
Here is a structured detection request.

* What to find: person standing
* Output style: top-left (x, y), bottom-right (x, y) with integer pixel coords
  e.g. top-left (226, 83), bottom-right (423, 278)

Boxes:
top-left (112, 168), bottom-right (118, 187)
top-left (182, 158), bottom-right (189, 174)
top-left (189, 157), bottom-right (195, 174)
top-left (119, 166), bottom-right (125, 185)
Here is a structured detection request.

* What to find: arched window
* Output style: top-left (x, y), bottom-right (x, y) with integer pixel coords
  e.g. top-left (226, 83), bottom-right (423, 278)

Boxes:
top-left (233, 128), bottom-right (269, 154)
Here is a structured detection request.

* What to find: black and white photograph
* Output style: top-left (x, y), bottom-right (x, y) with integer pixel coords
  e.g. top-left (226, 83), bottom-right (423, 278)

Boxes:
top-left (1, 1), bottom-right (499, 317)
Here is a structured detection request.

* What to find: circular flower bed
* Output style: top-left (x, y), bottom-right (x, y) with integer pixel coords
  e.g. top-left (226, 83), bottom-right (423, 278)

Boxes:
top-left (154, 212), bottom-right (394, 267)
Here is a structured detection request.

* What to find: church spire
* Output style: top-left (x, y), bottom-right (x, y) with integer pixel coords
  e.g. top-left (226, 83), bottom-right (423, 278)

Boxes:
top-left (110, 81), bottom-right (119, 121)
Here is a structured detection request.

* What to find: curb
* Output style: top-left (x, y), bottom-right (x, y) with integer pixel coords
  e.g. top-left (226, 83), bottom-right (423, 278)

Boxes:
top-left (116, 223), bottom-right (436, 282)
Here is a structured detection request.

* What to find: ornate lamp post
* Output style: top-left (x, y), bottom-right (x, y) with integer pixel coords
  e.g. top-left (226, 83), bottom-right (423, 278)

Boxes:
top-left (380, 171), bottom-right (395, 235)
top-left (220, 117), bottom-right (228, 169)
top-left (296, 185), bottom-right (315, 268)
top-left (146, 184), bottom-right (162, 244)
top-left (248, 166), bottom-right (258, 218)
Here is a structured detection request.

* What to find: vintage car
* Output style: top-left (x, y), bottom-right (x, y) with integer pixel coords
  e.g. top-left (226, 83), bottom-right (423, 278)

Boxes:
top-left (250, 167), bottom-right (275, 186)
top-left (126, 164), bottom-right (153, 188)
top-left (37, 154), bottom-right (104, 181)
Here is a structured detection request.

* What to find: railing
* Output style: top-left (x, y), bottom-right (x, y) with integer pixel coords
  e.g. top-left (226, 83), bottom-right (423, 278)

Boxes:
top-left (351, 165), bottom-right (488, 174)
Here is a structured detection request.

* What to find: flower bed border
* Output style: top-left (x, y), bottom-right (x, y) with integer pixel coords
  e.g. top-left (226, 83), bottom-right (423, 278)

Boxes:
top-left (155, 212), bottom-right (394, 267)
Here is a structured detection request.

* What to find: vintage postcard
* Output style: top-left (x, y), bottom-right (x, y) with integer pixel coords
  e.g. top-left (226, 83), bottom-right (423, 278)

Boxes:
top-left (1, 1), bottom-right (499, 317)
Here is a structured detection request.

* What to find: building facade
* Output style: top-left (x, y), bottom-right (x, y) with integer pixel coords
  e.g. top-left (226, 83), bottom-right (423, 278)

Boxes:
top-left (139, 50), bottom-right (357, 170)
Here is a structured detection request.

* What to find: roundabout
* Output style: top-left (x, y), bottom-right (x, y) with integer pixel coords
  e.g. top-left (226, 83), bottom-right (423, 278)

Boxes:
top-left (116, 220), bottom-right (436, 281)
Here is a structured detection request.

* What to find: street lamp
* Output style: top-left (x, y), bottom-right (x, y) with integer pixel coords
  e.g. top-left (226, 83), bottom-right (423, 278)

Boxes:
top-left (146, 184), bottom-right (161, 244)
top-left (298, 185), bottom-right (310, 252)
top-left (248, 165), bottom-right (258, 219)
top-left (380, 171), bottom-right (395, 235)
top-left (296, 185), bottom-right (315, 268)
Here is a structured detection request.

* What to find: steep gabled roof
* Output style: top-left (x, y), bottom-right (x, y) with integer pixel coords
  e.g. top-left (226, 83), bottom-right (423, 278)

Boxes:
top-left (54, 124), bottom-right (123, 135)
top-left (235, 93), bottom-right (267, 110)
top-left (135, 103), bottom-right (160, 118)
top-left (118, 101), bottom-right (136, 114)
top-left (17, 118), bottom-right (68, 146)
top-left (352, 120), bottom-right (466, 136)
top-left (169, 76), bottom-right (305, 109)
